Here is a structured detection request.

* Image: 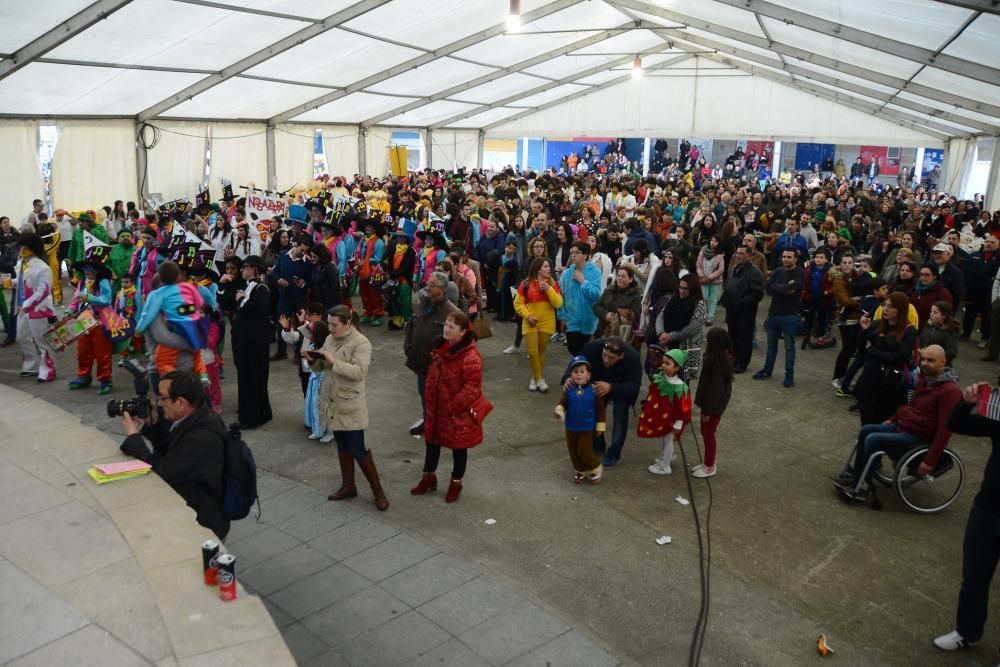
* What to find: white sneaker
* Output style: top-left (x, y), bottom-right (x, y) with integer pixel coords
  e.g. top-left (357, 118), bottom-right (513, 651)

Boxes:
top-left (831, 378), bottom-right (842, 390)
top-left (307, 433), bottom-right (320, 440)
top-left (529, 378), bottom-right (538, 391)
top-left (503, 345), bottom-right (521, 355)
top-left (537, 379), bottom-right (549, 393)
top-left (319, 432), bottom-right (334, 443)
top-left (549, 332), bottom-right (565, 342)
top-left (933, 630), bottom-right (976, 651)
top-left (648, 462), bottom-right (672, 475)
top-left (691, 464), bottom-right (716, 478)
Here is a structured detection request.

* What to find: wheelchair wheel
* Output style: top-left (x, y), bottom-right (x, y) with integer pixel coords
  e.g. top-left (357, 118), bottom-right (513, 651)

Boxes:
top-left (893, 447), bottom-right (965, 514)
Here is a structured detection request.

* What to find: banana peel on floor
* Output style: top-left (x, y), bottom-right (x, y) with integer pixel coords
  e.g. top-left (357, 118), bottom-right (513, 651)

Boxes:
top-left (817, 633), bottom-right (835, 656)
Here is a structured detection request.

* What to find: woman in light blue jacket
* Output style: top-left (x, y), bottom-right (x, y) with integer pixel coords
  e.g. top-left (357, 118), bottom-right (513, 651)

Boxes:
top-left (557, 240), bottom-right (603, 356)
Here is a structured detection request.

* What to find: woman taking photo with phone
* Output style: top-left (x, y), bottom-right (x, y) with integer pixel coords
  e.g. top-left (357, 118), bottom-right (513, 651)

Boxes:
top-left (315, 305), bottom-right (389, 511)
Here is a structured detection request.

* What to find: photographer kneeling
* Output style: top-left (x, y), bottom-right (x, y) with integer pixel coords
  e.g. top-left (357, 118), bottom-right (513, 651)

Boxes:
top-left (119, 370), bottom-right (229, 539)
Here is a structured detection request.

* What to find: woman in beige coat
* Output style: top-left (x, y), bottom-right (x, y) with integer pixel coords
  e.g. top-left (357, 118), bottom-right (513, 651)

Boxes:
top-left (312, 305), bottom-right (388, 511)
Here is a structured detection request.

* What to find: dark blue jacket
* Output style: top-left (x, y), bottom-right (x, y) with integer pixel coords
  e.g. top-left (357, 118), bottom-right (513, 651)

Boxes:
top-left (562, 338), bottom-right (643, 405)
top-left (475, 232), bottom-right (506, 262)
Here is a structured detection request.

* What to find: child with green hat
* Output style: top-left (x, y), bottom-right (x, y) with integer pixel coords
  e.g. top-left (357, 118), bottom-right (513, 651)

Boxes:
top-left (638, 348), bottom-right (692, 475)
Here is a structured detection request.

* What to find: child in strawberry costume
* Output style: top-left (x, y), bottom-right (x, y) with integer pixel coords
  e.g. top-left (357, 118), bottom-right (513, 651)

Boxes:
top-left (637, 348), bottom-right (692, 475)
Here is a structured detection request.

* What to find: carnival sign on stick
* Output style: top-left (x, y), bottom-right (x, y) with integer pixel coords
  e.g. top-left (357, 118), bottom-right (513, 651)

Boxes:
top-left (244, 193), bottom-right (285, 246)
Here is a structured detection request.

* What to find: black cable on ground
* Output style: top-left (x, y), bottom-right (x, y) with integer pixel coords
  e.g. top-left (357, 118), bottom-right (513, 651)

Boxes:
top-left (677, 425), bottom-right (713, 667)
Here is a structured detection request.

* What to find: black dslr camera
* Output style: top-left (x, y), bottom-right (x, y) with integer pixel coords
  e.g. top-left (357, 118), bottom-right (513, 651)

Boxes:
top-left (107, 359), bottom-right (151, 419)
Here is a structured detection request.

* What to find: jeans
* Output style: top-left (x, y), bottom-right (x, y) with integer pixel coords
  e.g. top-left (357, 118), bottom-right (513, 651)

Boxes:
top-left (851, 423), bottom-right (922, 481)
top-left (763, 313), bottom-right (798, 378)
top-left (417, 372), bottom-right (427, 417)
top-left (593, 398), bottom-right (631, 460)
top-left (702, 283), bottom-right (721, 322)
top-left (957, 504), bottom-right (1000, 643)
top-left (333, 430), bottom-right (368, 460)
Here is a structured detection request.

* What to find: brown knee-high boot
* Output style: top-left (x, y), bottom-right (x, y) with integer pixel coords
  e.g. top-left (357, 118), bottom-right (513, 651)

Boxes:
top-left (357, 451), bottom-right (389, 511)
top-left (328, 448), bottom-right (358, 501)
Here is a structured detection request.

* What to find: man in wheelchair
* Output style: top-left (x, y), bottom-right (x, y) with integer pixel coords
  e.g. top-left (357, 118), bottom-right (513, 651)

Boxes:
top-left (834, 345), bottom-right (961, 502)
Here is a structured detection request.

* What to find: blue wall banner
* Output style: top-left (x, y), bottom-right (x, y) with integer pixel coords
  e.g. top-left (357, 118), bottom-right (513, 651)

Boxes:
top-left (794, 143), bottom-right (835, 170)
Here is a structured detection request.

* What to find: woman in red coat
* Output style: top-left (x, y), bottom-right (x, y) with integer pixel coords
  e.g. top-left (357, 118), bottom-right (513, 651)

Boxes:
top-left (411, 311), bottom-right (484, 502)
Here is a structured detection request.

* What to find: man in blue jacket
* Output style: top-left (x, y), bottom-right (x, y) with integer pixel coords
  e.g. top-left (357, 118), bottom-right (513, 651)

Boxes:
top-left (557, 241), bottom-right (602, 355)
top-left (561, 336), bottom-right (643, 467)
top-left (623, 218), bottom-right (657, 257)
top-left (772, 218), bottom-right (809, 269)
top-left (272, 234), bottom-right (313, 360)
top-left (475, 218), bottom-right (507, 313)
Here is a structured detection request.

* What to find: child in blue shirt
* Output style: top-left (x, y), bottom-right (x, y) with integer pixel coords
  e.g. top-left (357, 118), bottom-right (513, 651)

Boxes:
top-left (554, 356), bottom-right (607, 483)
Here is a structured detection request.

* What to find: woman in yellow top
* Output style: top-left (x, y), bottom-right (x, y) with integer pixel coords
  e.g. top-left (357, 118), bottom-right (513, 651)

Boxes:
top-left (514, 257), bottom-right (563, 393)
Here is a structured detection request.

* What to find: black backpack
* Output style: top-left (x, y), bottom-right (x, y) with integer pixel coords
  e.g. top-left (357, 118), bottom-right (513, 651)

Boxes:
top-left (221, 428), bottom-right (259, 521)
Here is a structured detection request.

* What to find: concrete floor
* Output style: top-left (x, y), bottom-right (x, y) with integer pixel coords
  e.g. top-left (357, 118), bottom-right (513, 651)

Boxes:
top-left (3, 294), bottom-right (1000, 667)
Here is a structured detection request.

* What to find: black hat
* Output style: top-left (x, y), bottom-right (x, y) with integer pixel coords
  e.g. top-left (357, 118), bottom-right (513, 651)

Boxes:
top-left (362, 218), bottom-right (386, 237)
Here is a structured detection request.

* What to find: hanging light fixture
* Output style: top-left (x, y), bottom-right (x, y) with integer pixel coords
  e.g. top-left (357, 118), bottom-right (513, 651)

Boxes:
top-left (507, 0), bottom-right (521, 32)
top-left (632, 55), bottom-right (642, 79)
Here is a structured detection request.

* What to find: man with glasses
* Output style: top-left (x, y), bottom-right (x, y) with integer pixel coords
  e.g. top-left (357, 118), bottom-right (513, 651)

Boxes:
top-left (561, 336), bottom-right (643, 467)
top-left (404, 271), bottom-right (459, 436)
top-left (120, 370), bottom-right (230, 539)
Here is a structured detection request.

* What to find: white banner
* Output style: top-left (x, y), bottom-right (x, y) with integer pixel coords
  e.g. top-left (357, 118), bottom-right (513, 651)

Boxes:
top-left (244, 193), bottom-right (285, 247)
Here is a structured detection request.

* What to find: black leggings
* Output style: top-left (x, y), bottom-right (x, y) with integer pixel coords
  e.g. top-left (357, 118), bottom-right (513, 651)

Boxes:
top-left (566, 331), bottom-right (591, 356)
top-left (424, 443), bottom-right (468, 480)
top-left (834, 324), bottom-right (859, 380)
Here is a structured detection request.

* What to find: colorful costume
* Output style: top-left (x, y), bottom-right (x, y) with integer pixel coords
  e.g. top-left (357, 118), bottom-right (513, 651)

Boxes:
top-left (108, 232), bottom-right (134, 293)
top-left (129, 242), bottom-right (160, 299)
top-left (42, 230), bottom-right (62, 304)
top-left (135, 281), bottom-right (209, 379)
top-left (15, 253), bottom-right (57, 381)
top-left (113, 282), bottom-right (143, 358)
top-left (68, 243), bottom-right (115, 393)
top-left (637, 349), bottom-right (693, 475)
top-left (356, 230), bottom-right (385, 322)
top-left (386, 234), bottom-right (415, 330)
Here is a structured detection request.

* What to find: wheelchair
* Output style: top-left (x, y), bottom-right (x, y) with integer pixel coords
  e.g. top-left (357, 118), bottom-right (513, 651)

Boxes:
top-left (835, 442), bottom-right (966, 513)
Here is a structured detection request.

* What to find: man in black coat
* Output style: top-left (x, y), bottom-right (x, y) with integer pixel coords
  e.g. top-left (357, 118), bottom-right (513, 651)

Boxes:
top-left (403, 272), bottom-right (460, 434)
top-left (561, 337), bottom-right (643, 467)
top-left (722, 246), bottom-right (765, 373)
top-left (120, 370), bottom-right (229, 539)
top-left (231, 255), bottom-right (273, 430)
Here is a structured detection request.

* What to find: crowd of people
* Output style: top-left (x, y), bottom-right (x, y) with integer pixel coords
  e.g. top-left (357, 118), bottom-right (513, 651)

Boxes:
top-left (2, 149), bottom-right (1000, 654)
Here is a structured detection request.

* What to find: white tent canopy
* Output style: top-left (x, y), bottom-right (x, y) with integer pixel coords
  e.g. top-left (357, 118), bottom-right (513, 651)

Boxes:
top-left (1, 0), bottom-right (999, 208)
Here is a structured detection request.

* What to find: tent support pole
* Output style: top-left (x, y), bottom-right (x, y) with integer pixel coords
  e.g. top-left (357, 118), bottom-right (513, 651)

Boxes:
top-left (358, 127), bottom-right (367, 176)
top-left (477, 131), bottom-right (486, 170)
top-left (266, 124), bottom-right (277, 192)
top-left (425, 129), bottom-right (433, 170)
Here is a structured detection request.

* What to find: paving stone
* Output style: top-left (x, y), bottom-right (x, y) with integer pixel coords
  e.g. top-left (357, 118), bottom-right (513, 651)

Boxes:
top-left (256, 473), bottom-right (297, 500)
top-left (0, 459), bottom-right (69, 526)
top-left (60, 557), bottom-right (172, 663)
top-left (417, 576), bottom-right (522, 636)
top-left (302, 585), bottom-right (410, 649)
top-left (276, 501), bottom-right (363, 542)
top-left (300, 650), bottom-right (350, 667)
top-left (109, 495), bottom-right (208, 571)
top-left (7, 624), bottom-right (150, 667)
top-left (280, 623), bottom-right (329, 664)
top-left (309, 515), bottom-right (399, 561)
top-left (268, 564), bottom-right (371, 620)
top-left (241, 543), bottom-right (335, 596)
top-left (225, 526), bottom-right (301, 570)
top-left (458, 601), bottom-right (571, 667)
top-left (342, 533), bottom-right (438, 582)
top-left (401, 639), bottom-right (491, 667)
top-left (176, 633), bottom-right (294, 667)
top-left (380, 552), bottom-right (480, 607)
top-left (262, 599), bottom-right (295, 629)
top-left (0, 501), bottom-right (132, 586)
top-left (257, 485), bottom-right (328, 524)
top-left (336, 610), bottom-right (452, 667)
top-left (0, 558), bottom-right (89, 663)
top-left (224, 516), bottom-right (270, 544)
top-left (504, 630), bottom-right (618, 667)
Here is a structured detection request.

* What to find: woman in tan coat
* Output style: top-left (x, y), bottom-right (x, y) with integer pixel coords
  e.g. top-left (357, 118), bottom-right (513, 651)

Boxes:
top-left (312, 305), bottom-right (388, 511)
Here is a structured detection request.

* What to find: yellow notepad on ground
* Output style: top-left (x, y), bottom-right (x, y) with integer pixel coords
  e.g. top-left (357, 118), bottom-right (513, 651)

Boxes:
top-left (87, 463), bottom-right (152, 484)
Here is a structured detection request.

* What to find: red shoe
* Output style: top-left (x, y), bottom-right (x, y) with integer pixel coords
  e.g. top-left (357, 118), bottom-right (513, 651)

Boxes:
top-left (410, 473), bottom-right (437, 495)
top-left (445, 480), bottom-right (463, 503)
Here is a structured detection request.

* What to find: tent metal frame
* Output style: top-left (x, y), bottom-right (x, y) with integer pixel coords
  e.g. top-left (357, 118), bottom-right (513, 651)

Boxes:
top-left (0, 0), bottom-right (134, 81)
